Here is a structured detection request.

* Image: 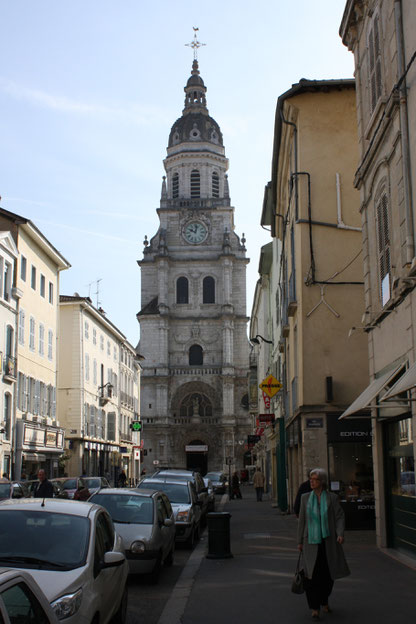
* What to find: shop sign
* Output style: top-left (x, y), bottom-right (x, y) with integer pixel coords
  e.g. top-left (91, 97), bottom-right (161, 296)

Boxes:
top-left (185, 445), bottom-right (208, 452)
top-left (247, 434), bottom-right (261, 448)
top-left (258, 414), bottom-right (275, 426)
top-left (45, 431), bottom-right (57, 447)
top-left (259, 375), bottom-right (282, 398)
top-left (262, 391), bottom-right (271, 409)
top-left (327, 414), bottom-right (372, 442)
top-left (306, 418), bottom-right (324, 429)
top-left (134, 449), bottom-right (140, 460)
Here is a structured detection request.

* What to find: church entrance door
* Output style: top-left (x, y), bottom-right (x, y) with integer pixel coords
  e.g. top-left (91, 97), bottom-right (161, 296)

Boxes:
top-left (185, 441), bottom-right (208, 475)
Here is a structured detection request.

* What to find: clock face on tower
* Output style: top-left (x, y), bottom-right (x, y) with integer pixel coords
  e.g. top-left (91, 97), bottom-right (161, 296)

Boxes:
top-left (183, 221), bottom-right (208, 244)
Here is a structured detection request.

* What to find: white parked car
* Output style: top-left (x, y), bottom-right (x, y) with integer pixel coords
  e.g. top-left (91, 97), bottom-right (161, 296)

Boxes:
top-left (0, 498), bottom-right (128, 623)
top-left (0, 567), bottom-right (58, 623)
top-left (89, 488), bottom-right (175, 582)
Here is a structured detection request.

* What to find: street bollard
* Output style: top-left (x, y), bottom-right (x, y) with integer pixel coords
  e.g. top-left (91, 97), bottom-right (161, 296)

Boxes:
top-left (206, 511), bottom-right (233, 559)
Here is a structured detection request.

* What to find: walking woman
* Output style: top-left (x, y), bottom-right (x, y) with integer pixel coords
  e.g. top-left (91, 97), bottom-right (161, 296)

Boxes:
top-left (297, 468), bottom-right (350, 620)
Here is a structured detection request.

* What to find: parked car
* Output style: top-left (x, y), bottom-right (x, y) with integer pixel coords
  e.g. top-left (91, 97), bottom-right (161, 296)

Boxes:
top-left (203, 478), bottom-right (216, 512)
top-left (0, 567), bottom-right (58, 623)
top-left (205, 471), bottom-right (228, 495)
top-left (152, 469), bottom-right (210, 521)
top-left (0, 481), bottom-right (30, 502)
top-left (84, 476), bottom-right (110, 496)
top-left (50, 477), bottom-right (90, 500)
top-left (137, 479), bottom-right (201, 548)
top-left (0, 498), bottom-right (128, 623)
top-left (89, 488), bottom-right (175, 582)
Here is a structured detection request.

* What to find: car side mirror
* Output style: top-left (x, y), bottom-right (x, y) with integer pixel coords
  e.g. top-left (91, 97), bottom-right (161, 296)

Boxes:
top-left (102, 551), bottom-right (125, 569)
top-left (163, 518), bottom-right (174, 527)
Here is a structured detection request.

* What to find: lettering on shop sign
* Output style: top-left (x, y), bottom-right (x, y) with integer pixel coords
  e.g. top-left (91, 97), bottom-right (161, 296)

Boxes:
top-left (358, 505), bottom-right (375, 510)
top-left (340, 431), bottom-right (373, 437)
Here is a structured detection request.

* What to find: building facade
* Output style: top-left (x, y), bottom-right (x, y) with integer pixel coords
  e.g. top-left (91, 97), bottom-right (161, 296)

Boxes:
top-left (0, 231), bottom-right (19, 477)
top-left (138, 60), bottom-right (251, 475)
top-left (58, 296), bottom-right (141, 484)
top-left (340, 0), bottom-right (416, 556)
top-left (260, 80), bottom-right (374, 527)
top-left (0, 207), bottom-right (70, 480)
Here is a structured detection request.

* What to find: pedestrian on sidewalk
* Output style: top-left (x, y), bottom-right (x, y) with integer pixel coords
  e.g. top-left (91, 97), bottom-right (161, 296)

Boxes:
top-left (297, 468), bottom-right (350, 620)
top-left (231, 472), bottom-right (242, 499)
top-left (253, 467), bottom-right (265, 501)
top-left (294, 475), bottom-right (312, 517)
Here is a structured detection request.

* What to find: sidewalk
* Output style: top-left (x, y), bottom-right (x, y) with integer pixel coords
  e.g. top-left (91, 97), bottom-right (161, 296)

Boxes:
top-left (159, 486), bottom-right (416, 624)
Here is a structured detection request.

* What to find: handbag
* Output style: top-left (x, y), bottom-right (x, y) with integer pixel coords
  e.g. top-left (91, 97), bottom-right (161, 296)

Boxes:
top-left (291, 552), bottom-right (305, 594)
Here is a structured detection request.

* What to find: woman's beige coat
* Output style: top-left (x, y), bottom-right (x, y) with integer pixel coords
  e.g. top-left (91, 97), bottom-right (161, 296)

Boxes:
top-left (297, 491), bottom-right (350, 580)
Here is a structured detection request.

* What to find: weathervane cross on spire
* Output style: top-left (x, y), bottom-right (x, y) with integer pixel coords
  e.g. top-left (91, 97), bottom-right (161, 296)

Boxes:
top-left (185, 27), bottom-right (206, 60)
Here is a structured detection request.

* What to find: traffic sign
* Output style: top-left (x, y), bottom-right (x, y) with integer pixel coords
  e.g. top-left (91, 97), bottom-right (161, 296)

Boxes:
top-left (259, 374), bottom-right (282, 398)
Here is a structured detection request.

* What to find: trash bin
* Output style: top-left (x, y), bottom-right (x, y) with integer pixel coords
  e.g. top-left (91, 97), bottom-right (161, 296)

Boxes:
top-left (206, 511), bottom-right (233, 559)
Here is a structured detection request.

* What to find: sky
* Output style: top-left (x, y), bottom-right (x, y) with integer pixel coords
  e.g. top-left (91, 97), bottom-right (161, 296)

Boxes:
top-left (0, 0), bottom-right (354, 347)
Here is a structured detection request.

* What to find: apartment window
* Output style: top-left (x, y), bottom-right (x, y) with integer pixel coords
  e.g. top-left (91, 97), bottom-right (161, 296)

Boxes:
top-left (107, 340), bottom-right (111, 356)
top-left (20, 256), bottom-right (27, 281)
top-left (3, 392), bottom-right (11, 441)
top-left (172, 172), bottom-right (179, 198)
top-left (85, 321), bottom-right (89, 340)
top-left (48, 330), bottom-right (53, 360)
top-left (212, 172), bottom-right (219, 198)
top-left (376, 191), bottom-right (391, 306)
top-left (29, 317), bottom-right (35, 351)
top-left (85, 354), bottom-right (90, 382)
top-left (93, 358), bottom-right (97, 385)
top-left (368, 13), bottom-right (382, 113)
top-left (31, 266), bottom-right (36, 290)
top-left (93, 328), bottom-right (97, 345)
top-left (48, 282), bottom-right (53, 304)
top-left (176, 277), bottom-right (189, 304)
top-left (40, 274), bottom-right (46, 298)
top-left (39, 323), bottom-right (45, 356)
top-left (190, 169), bottom-right (200, 198)
top-left (100, 335), bottom-right (104, 351)
top-left (89, 405), bottom-right (96, 437)
top-left (189, 344), bottom-right (203, 366)
top-left (18, 309), bottom-right (25, 345)
top-left (3, 261), bottom-right (12, 302)
top-left (203, 276), bottom-right (215, 303)
top-left (113, 345), bottom-right (117, 361)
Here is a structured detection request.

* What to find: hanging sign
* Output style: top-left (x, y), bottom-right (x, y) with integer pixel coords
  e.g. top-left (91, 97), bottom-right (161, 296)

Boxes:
top-left (262, 391), bottom-right (271, 409)
top-left (259, 375), bottom-right (282, 398)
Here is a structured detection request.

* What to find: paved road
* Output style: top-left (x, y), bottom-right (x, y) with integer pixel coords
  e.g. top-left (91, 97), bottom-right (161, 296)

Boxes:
top-left (125, 527), bottom-right (207, 623)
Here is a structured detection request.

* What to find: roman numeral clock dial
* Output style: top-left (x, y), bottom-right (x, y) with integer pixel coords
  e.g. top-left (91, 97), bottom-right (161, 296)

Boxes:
top-left (183, 221), bottom-right (208, 244)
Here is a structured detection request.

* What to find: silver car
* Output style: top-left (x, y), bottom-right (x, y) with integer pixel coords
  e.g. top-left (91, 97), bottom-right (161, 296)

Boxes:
top-left (89, 488), bottom-right (175, 582)
top-left (0, 498), bottom-right (128, 623)
top-left (137, 479), bottom-right (202, 548)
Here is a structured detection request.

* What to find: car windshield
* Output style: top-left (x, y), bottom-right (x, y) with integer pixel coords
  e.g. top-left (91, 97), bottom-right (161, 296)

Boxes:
top-left (206, 472), bottom-right (222, 481)
top-left (0, 483), bottom-right (11, 499)
top-left (90, 493), bottom-right (154, 524)
top-left (85, 478), bottom-right (101, 489)
top-left (138, 482), bottom-right (190, 504)
top-left (0, 510), bottom-right (90, 570)
top-left (61, 479), bottom-right (77, 490)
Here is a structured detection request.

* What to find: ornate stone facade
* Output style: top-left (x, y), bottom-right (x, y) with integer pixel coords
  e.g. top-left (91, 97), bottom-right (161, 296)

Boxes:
top-left (137, 60), bottom-right (251, 474)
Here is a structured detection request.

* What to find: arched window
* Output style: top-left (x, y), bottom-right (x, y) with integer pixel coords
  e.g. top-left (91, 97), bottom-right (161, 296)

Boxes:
top-left (203, 276), bottom-right (215, 304)
top-left (190, 170), bottom-right (200, 198)
top-left (189, 344), bottom-right (203, 366)
top-left (212, 172), bottom-right (219, 198)
top-left (176, 277), bottom-right (189, 304)
top-left (172, 173), bottom-right (179, 198)
top-left (180, 393), bottom-right (212, 418)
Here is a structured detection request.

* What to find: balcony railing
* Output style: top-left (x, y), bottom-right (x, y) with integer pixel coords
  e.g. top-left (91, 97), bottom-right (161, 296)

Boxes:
top-left (171, 367), bottom-right (221, 376)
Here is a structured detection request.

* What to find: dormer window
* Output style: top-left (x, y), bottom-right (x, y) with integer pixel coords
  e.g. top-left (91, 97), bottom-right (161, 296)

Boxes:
top-left (190, 170), bottom-right (200, 198)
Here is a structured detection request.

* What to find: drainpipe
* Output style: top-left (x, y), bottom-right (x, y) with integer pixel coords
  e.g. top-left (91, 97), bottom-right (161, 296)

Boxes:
top-left (335, 173), bottom-right (362, 232)
top-left (395, 0), bottom-right (414, 263)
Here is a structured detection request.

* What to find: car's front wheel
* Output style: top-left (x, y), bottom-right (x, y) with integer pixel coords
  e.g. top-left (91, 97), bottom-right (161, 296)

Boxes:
top-left (111, 585), bottom-right (128, 623)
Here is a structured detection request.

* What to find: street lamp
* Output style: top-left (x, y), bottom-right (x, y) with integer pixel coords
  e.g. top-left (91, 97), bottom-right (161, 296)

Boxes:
top-left (250, 334), bottom-right (273, 345)
top-left (98, 382), bottom-right (113, 407)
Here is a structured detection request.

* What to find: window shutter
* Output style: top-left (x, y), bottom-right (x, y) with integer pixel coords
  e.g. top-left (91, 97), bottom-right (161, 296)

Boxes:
top-left (376, 192), bottom-right (391, 304)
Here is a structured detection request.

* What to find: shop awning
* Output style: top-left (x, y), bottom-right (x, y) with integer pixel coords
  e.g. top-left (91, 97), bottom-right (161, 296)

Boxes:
top-left (381, 360), bottom-right (416, 400)
top-left (339, 363), bottom-right (405, 420)
top-left (23, 453), bottom-right (46, 462)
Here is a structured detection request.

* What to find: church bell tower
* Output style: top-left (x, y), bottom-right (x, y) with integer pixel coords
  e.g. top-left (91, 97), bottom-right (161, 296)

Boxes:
top-left (137, 44), bottom-right (250, 474)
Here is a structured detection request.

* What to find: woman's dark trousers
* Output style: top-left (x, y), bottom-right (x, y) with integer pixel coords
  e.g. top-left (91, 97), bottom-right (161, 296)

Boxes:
top-left (304, 542), bottom-right (334, 610)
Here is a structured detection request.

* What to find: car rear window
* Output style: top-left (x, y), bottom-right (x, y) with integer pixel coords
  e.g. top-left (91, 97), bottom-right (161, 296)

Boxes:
top-left (85, 478), bottom-right (101, 489)
top-left (137, 482), bottom-right (190, 503)
top-left (0, 483), bottom-right (11, 499)
top-left (0, 510), bottom-right (90, 570)
top-left (61, 479), bottom-right (77, 490)
top-left (91, 493), bottom-right (154, 524)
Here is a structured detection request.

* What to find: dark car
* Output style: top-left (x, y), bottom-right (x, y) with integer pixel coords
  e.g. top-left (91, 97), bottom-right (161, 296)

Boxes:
top-left (205, 471), bottom-right (228, 494)
top-left (51, 477), bottom-right (90, 500)
top-left (152, 469), bottom-right (210, 520)
top-left (0, 481), bottom-right (30, 501)
top-left (84, 477), bottom-right (110, 496)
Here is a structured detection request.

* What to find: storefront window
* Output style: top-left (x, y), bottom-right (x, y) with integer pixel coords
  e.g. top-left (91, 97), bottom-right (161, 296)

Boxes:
top-left (387, 417), bottom-right (415, 498)
top-left (328, 442), bottom-right (374, 502)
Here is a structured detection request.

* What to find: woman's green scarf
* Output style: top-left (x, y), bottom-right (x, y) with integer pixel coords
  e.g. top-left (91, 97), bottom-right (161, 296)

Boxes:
top-left (307, 490), bottom-right (330, 544)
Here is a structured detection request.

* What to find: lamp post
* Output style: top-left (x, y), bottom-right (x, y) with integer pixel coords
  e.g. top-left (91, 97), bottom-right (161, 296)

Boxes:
top-left (250, 334), bottom-right (273, 345)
